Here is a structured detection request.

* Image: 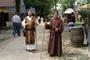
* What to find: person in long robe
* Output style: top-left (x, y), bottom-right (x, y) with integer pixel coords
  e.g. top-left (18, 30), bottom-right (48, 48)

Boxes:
top-left (22, 10), bottom-right (39, 52)
top-left (46, 10), bottom-right (64, 57)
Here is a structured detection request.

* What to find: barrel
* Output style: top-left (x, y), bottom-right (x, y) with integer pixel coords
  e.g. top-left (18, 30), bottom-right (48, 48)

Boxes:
top-left (71, 27), bottom-right (84, 47)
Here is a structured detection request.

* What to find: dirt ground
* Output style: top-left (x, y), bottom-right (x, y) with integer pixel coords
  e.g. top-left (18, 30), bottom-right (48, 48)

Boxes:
top-left (0, 23), bottom-right (89, 60)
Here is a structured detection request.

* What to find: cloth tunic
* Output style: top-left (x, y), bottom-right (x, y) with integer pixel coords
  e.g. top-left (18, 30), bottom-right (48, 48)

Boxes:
top-left (22, 16), bottom-right (38, 45)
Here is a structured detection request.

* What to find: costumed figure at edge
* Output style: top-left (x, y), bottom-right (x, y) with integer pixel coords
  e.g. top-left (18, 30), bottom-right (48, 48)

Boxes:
top-left (22, 10), bottom-right (39, 52)
top-left (45, 10), bottom-right (64, 57)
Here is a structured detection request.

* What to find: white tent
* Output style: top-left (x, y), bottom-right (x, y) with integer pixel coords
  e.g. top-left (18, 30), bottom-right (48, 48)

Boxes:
top-left (64, 8), bottom-right (75, 14)
top-left (20, 0), bottom-right (26, 13)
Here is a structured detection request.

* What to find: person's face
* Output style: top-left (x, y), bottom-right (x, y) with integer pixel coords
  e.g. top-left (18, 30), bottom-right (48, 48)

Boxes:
top-left (53, 12), bottom-right (58, 18)
top-left (28, 11), bottom-right (32, 16)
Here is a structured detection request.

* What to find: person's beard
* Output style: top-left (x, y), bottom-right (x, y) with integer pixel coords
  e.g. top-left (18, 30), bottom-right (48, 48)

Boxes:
top-left (29, 15), bottom-right (32, 17)
top-left (54, 16), bottom-right (58, 19)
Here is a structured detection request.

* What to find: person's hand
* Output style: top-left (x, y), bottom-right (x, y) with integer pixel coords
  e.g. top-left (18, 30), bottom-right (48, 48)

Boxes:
top-left (55, 28), bottom-right (58, 32)
top-left (45, 22), bottom-right (47, 25)
top-left (25, 22), bottom-right (29, 25)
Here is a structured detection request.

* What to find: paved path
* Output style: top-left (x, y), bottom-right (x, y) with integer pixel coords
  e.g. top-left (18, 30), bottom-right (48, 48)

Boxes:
top-left (0, 23), bottom-right (89, 60)
top-left (0, 30), bottom-right (12, 40)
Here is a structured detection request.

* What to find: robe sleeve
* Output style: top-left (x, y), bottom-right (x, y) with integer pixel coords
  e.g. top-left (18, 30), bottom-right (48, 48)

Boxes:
top-left (45, 21), bottom-right (51, 29)
top-left (22, 18), bottom-right (26, 28)
top-left (36, 19), bottom-right (39, 25)
top-left (59, 20), bottom-right (64, 33)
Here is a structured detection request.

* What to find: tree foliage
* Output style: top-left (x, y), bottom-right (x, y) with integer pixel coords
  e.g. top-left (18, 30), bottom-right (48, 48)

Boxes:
top-left (15, 0), bottom-right (20, 12)
top-left (16, 0), bottom-right (55, 17)
top-left (60, 0), bottom-right (75, 12)
top-left (87, 0), bottom-right (90, 4)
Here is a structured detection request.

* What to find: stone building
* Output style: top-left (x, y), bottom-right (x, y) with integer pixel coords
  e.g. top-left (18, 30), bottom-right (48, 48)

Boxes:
top-left (0, 0), bottom-right (16, 29)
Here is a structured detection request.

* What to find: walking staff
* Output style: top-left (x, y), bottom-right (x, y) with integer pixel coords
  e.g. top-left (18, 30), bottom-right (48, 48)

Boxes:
top-left (40, 18), bottom-right (47, 60)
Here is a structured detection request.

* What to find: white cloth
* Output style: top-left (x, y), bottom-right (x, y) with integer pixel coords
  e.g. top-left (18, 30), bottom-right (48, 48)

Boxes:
top-left (67, 22), bottom-right (74, 26)
top-left (12, 15), bottom-right (21, 23)
top-left (26, 44), bottom-right (36, 50)
top-left (22, 16), bottom-right (39, 28)
top-left (22, 16), bottom-right (31, 28)
top-left (29, 44), bottom-right (36, 50)
top-left (26, 45), bottom-right (30, 50)
top-left (37, 16), bottom-right (40, 21)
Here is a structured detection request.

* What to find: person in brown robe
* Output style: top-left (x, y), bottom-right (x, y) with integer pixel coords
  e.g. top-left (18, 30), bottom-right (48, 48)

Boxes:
top-left (46, 10), bottom-right (64, 57)
top-left (22, 10), bottom-right (39, 52)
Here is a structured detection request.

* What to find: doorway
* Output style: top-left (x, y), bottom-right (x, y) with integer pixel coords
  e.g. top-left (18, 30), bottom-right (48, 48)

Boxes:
top-left (0, 11), bottom-right (9, 29)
